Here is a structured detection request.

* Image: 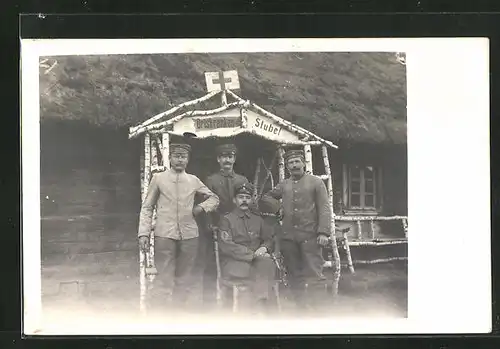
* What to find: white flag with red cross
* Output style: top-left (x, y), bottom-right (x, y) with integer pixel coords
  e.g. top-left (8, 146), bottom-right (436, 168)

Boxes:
top-left (204, 70), bottom-right (240, 92)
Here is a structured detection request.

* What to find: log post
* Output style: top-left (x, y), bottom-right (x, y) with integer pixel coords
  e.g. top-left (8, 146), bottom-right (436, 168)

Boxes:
top-left (139, 133), bottom-right (151, 314)
top-left (143, 133), bottom-right (151, 200)
top-left (275, 146), bottom-right (286, 271)
top-left (151, 136), bottom-right (158, 168)
top-left (148, 137), bottom-right (158, 274)
top-left (240, 107), bottom-right (248, 128)
top-left (342, 232), bottom-right (355, 274)
top-left (221, 89), bottom-right (228, 106)
top-left (357, 220), bottom-right (363, 240)
top-left (162, 132), bottom-right (170, 169)
top-left (402, 218), bottom-right (408, 238)
top-left (370, 218), bottom-right (376, 240)
top-left (304, 144), bottom-right (313, 174)
top-left (139, 250), bottom-right (147, 314)
top-left (253, 158), bottom-right (261, 199)
top-left (140, 153), bottom-right (145, 202)
top-left (321, 145), bottom-right (343, 292)
top-left (278, 146), bottom-right (285, 182)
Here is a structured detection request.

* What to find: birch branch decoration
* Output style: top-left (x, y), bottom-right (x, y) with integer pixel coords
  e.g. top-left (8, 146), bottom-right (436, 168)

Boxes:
top-left (370, 218), bottom-right (376, 240)
top-left (253, 158), bottom-right (261, 199)
top-left (130, 90), bottom-right (221, 133)
top-left (162, 132), bottom-right (170, 169)
top-left (129, 101), bottom-right (246, 138)
top-left (277, 146), bottom-right (285, 182)
top-left (342, 232), bottom-right (355, 274)
top-left (143, 133), bottom-right (151, 201)
top-left (304, 144), bottom-right (313, 174)
top-left (228, 89), bottom-right (337, 148)
top-left (336, 215), bottom-right (408, 221)
top-left (402, 218), bottom-right (408, 238)
top-left (321, 145), bottom-right (343, 288)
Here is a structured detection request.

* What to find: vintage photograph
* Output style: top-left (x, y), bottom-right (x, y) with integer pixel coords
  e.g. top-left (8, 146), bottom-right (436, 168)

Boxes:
top-left (37, 50), bottom-right (408, 324)
top-left (22, 37), bottom-right (490, 335)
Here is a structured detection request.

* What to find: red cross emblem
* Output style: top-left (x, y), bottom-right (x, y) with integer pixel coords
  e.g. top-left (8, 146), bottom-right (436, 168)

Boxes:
top-left (205, 70), bottom-right (240, 92)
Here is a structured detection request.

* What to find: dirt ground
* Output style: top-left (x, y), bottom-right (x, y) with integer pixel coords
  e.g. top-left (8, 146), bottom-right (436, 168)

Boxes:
top-left (40, 252), bottom-right (407, 325)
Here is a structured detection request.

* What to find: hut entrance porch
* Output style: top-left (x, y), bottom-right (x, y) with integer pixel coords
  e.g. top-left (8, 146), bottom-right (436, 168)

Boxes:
top-left (181, 133), bottom-right (281, 194)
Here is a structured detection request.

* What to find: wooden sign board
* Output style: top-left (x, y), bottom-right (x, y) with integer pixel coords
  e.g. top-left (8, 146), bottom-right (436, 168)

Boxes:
top-left (173, 109), bottom-right (242, 137)
top-left (171, 106), bottom-right (300, 143)
top-left (245, 109), bottom-right (299, 143)
top-left (205, 70), bottom-right (240, 92)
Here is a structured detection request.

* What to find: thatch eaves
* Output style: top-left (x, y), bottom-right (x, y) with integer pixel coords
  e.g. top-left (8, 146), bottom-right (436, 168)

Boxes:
top-left (39, 52), bottom-right (407, 146)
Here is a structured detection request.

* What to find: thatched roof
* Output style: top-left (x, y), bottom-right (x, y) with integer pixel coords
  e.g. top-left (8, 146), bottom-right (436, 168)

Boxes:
top-left (39, 52), bottom-right (407, 146)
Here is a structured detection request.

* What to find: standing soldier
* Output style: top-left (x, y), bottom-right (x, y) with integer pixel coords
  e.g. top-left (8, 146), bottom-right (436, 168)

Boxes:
top-left (261, 149), bottom-right (331, 313)
top-left (218, 182), bottom-right (276, 314)
top-left (194, 143), bottom-right (251, 309)
top-left (138, 143), bottom-right (219, 312)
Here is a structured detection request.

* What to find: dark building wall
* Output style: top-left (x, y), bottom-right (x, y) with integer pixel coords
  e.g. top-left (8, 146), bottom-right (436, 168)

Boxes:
top-left (40, 121), bottom-right (142, 259)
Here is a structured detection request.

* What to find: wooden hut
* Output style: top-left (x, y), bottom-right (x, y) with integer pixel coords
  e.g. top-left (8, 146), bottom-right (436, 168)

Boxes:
top-left (127, 71), bottom-right (343, 310)
top-left (39, 52), bottom-right (407, 304)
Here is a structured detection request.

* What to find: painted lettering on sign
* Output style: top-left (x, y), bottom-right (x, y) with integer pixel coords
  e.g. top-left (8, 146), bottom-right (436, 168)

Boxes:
top-left (194, 117), bottom-right (242, 130)
top-left (254, 118), bottom-right (282, 136)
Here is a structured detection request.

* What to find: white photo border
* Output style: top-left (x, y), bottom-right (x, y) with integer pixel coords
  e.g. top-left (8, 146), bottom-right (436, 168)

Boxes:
top-left (21, 38), bottom-right (491, 335)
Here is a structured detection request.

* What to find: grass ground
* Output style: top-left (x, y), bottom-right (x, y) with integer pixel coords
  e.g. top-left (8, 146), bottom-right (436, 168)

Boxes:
top-left (40, 251), bottom-right (407, 329)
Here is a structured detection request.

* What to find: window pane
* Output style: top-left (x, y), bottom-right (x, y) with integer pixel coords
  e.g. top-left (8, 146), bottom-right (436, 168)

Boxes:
top-left (350, 194), bottom-right (360, 206)
top-left (364, 194), bottom-right (374, 207)
top-left (350, 181), bottom-right (360, 193)
top-left (350, 166), bottom-right (361, 180)
top-left (364, 166), bottom-right (375, 180)
top-left (365, 179), bottom-right (374, 193)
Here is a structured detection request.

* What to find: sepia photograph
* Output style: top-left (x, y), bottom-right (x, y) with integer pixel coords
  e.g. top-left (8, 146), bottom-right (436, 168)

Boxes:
top-left (21, 38), bottom-right (491, 335)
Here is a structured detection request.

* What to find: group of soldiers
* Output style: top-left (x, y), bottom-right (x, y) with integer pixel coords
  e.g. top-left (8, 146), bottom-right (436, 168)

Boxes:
top-left (138, 142), bottom-right (333, 316)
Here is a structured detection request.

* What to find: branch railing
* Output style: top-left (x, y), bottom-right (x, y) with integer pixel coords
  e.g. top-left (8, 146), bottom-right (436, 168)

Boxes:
top-left (323, 215), bottom-right (408, 272)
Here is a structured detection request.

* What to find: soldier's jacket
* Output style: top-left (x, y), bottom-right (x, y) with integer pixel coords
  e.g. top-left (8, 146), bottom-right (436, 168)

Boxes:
top-left (261, 173), bottom-right (331, 241)
top-left (138, 169), bottom-right (219, 240)
top-left (218, 208), bottom-right (274, 279)
top-left (205, 170), bottom-right (250, 225)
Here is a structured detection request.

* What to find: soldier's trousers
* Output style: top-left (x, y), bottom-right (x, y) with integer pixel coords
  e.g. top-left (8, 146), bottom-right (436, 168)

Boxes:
top-left (151, 237), bottom-right (199, 309)
top-left (280, 237), bottom-right (327, 309)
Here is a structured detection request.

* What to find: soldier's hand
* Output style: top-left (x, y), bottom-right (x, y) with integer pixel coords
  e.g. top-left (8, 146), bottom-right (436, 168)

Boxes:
top-left (317, 234), bottom-right (329, 247)
top-left (254, 246), bottom-right (268, 257)
top-left (192, 205), bottom-right (204, 216)
top-left (138, 236), bottom-right (149, 251)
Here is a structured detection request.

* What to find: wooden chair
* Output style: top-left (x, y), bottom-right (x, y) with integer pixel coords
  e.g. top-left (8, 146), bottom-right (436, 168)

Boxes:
top-left (214, 237), bottom-right (282, 314)
top-left (219, 275), bottom-right (282, 314)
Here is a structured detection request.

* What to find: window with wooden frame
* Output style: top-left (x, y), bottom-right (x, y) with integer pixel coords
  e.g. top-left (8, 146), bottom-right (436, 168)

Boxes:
top-left (342, 164), bottom-right (383, 212)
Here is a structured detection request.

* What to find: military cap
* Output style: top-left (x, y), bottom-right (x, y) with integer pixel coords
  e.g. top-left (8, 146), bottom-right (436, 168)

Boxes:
top-left (284, 149), bottom-right (305, 162)
top-left (234, 182), bottom-right (254, 197)
top-left (170, 143), bottom-right (191, 154)
top-left (216, 143), bottom-right (238, 156)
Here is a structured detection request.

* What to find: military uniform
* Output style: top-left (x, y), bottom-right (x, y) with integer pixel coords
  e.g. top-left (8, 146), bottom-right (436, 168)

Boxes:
top-left (261, 150), bottom-right (331, 310)
top-left (193, 144), bottom-right (251, 307)
top-left (138, 143), bottom-right (220, 310)
top-left (218, 183), bottom-right (276, 310)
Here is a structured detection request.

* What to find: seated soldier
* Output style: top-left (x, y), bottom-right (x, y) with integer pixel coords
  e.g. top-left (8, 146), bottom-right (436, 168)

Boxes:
top-left (217, 182), bottom-right (276, 315)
